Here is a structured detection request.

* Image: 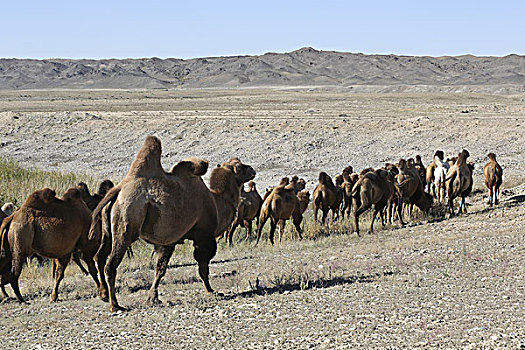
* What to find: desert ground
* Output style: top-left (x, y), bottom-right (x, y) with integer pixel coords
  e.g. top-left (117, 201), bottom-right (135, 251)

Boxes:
top-left (0, 89), bottom-right (524, 349)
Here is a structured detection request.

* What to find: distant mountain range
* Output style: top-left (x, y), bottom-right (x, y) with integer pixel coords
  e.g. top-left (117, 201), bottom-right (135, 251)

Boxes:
top-left (1, 47), bottom-right (524, 91)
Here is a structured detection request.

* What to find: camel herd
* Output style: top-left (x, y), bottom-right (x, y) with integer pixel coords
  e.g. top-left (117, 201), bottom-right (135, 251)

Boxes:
top-left (0, 136), bottom-right (504, 311)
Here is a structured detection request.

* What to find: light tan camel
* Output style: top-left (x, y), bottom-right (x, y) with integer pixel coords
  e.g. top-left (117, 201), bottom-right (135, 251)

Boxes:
top-left (483, 153), bottom-right (503, 206)
top-left (445, 149), bottom-right (473, 216)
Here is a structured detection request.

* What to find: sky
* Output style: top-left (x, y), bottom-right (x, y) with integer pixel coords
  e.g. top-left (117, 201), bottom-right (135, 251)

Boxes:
top-left (2, 0), bottom-right (524, 59)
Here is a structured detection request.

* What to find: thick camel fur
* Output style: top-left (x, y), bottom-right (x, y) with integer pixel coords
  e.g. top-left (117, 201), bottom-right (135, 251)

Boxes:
top-left (256, 185), bottom-right (304, 245)
top-left (312, 172), bottom-right (342, 224)
top-left (0, 188), bottom-right (97, 303)
top-left (89, 136), bottom-right (255, 311)
top-left (211, 158), bottom-right (257, 239)
top-left (483, 153), bottom-right (503, 206)
top-left (352, 167), bottom-right (399, 235)
top-left (445, 150), bottom-right (473, 216)
top-left (225, 181), bottom-right (263, 245)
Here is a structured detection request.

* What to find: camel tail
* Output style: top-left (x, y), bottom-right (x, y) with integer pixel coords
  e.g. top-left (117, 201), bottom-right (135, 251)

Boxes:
top-left (0, 216), bottom-right (13, 274)
top-left (89, 186), bottom-right (121, 240)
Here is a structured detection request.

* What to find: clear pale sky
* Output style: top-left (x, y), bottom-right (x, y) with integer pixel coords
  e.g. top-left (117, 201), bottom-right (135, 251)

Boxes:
top-left (2, 0), bottom-right (523, 59)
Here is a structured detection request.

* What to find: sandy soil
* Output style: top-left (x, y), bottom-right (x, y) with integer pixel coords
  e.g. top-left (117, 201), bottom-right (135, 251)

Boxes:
top-left (0, 89), bottom-right (524, 349)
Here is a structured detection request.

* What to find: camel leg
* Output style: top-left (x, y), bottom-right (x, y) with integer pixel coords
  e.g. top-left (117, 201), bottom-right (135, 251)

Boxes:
top-left (10, 277), bottom-right (26, 304)
top-left (83, 256), bottom-right (101, 292)
top-left (50, 255), bottom-right (70, 302)
top-left (1, 282), bottom-right (8, 298)
top-left (292, 214), bottom-right (303, 240)
top-left (72, 252), bottom-right (89, 276)
top-left (278, 219), bottom-right (286, 243)
top-left (369, 209), bottom-right (379, 234)
top-left (105, 239), bottom-right (130, 312)
top-left (268, 218), bottom-right (277, 245)
top-left (245, 220), bottom-right (252, 241)
top-left (94, 232), bottom-right (112, 302)
top-left (193, 235), bottom-right (217, 293)
top-left (397, 199), bottom-right (406, 226)
top-left (495, 186), bottom-right (500, 205)
top-left (255, 216), bottom-right (268, 245)
top-left (488, 187), bottom-right (493, 206)
top-left (314, 207), bottom-right (319, 222)
top-left (321, 208), bottom-right (329, 225)
top-left (147, 244), bottom-right (175, 305)
top-left (461, 197), bottom-right (467, 214)
top-left (227, 223), bottom-right (238, 246)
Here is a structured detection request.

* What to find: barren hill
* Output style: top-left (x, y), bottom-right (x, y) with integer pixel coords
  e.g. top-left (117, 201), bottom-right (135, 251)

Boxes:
top-left (1, 48), bottom-right (524, 92)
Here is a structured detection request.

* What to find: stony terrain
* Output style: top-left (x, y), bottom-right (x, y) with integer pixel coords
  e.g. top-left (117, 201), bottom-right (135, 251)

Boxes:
top-left (0, 89), bottom-right (524, 348)
top-left (1, 48), bottom-right (524, 92)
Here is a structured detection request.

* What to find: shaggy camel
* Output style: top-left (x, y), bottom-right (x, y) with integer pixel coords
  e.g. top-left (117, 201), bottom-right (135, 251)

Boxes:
top-left (394, 159), bottom-right (433, 225)
top-left (297, 190), bottom-right (310, 215)
top-left (225, 181), bottom-right (263, 245)
top-left (76, 180), bottom-right (115, 210)
top-left (0, 188), bottom-right (99, 303)
top-left (483, 153), bottom-right (503, 206)
top-left (90, 136), bottom-right (255, 311)
top-left (312, 172), bottom-right (342, 224)
top-left (340, 166), bottom-right (356, 219)
top-left (352, 167), bottom-right (399, 235)
top-left (256, 184), bottom-right (304, 245)
top-left (445, 150), bottom-right (473, 216)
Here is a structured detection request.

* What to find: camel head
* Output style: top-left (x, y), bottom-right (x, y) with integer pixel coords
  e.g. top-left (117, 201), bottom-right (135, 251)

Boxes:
top-left (1, 202), bottom-right (14, 216)
top-left (334, 174), bottom-right (344, 187)
top-left (279, 177), bottom-right (290, 186)
top-left (76, 182), bottom-right (90, 195)
top-left (247, 180), bottom-right (256, 191)
top-left (98, 180), bottom-right (115, 196)
top-left (221, 158), bottom-right (256, 185)
top-left (434, 150), bottom-right (445, 161)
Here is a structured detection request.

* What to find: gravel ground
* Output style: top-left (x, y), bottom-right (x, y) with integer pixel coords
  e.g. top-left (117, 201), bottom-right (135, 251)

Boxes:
top-left (0, 89), bottom-right (524, 349)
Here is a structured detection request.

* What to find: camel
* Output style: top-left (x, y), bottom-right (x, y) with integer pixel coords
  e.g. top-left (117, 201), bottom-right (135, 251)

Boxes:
top-left (0, 187), bottom-right (99, 303)
top-left (426, 150), bottom-right (445, 195)
top-left (256, 184), bottom-right (304, 245)
top-left (352, 167), bottom-right (399, 235)
top-left (445, 150), bottom-right (473, 216)
top-left (285, 175), bottom-right (306, 193)
top-left (263, 177), bottom-right (289, 201)
top-left (76, 180), bottom-right (115, 210)
top-left (340, 167), bottom-right (356, 219)
top-left (483, 153), bottom-right (503, 206)
top-left (312, 172), bottom-right (342, 224)
top-left (225, 180), bottom-right (263, 245)
top-left (414, 155), bottom-right (427, 187)
top-left (394, 159), bottom-right (433, 224)
top-left (433, 154), bottom-right (450, 203)
top-left (297, 190), bottom-right (310, 215)
top-left (89, 136), bottom-right (255, 311)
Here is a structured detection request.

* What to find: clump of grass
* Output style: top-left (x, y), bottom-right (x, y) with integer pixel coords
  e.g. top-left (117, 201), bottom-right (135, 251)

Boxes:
top-left (0, 158), bottom-right (100, 207)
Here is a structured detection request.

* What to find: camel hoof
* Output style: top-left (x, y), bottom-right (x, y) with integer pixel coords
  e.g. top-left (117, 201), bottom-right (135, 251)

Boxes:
top-left (109, 304), bottom-right (127, 313)
top-left (99, 294), bottom-right (109, 303)
top-left (147, 296), bottom-right (163, 306)
top-left (50, 294), bottom-right (58, 303)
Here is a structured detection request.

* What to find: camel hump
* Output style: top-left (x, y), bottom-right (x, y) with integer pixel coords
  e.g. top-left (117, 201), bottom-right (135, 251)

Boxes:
top-left (318, 172), bottom-right (334, 187)
top-left (127, 136), bottom-right (163, 177)
top-left (170, 157), bottom-right (209, 176)
top-left (62, 188), bottom-right (81, 201)
top-left (23, 188), bottom-right (57, 209)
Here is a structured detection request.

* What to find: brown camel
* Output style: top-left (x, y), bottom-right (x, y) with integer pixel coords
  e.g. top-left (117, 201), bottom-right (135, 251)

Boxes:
top-left (483, 153), bottom-right (503, 206)
top-left (340, 166), bottom-right (356, 219)
top-left (394, 159), bottom-right (433, 225)
top-left (225, 181), bottom-right (263, 245)
top-left (297, 190), bottom-right (310, 215)
top-left (352, 167), bottom-right (399, 235)
top-left (256, 184), bottom-right (304, 245)
top-left (77, 180), bottom-right (115, 210)
top-left (89, 136), bottom-right (255, 311)
top-left (445, 150), bottom-right (473, 216)
top-left (312, 172), bottom-right (342, 224)
top-left (0, 187), bottom-right (99, 303)
top-left (285, 175), bottom-right (306, 193)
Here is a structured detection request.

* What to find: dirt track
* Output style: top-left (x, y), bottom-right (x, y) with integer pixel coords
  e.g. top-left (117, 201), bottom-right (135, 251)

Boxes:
top-left (0, 89), bottom-right (524, 349)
